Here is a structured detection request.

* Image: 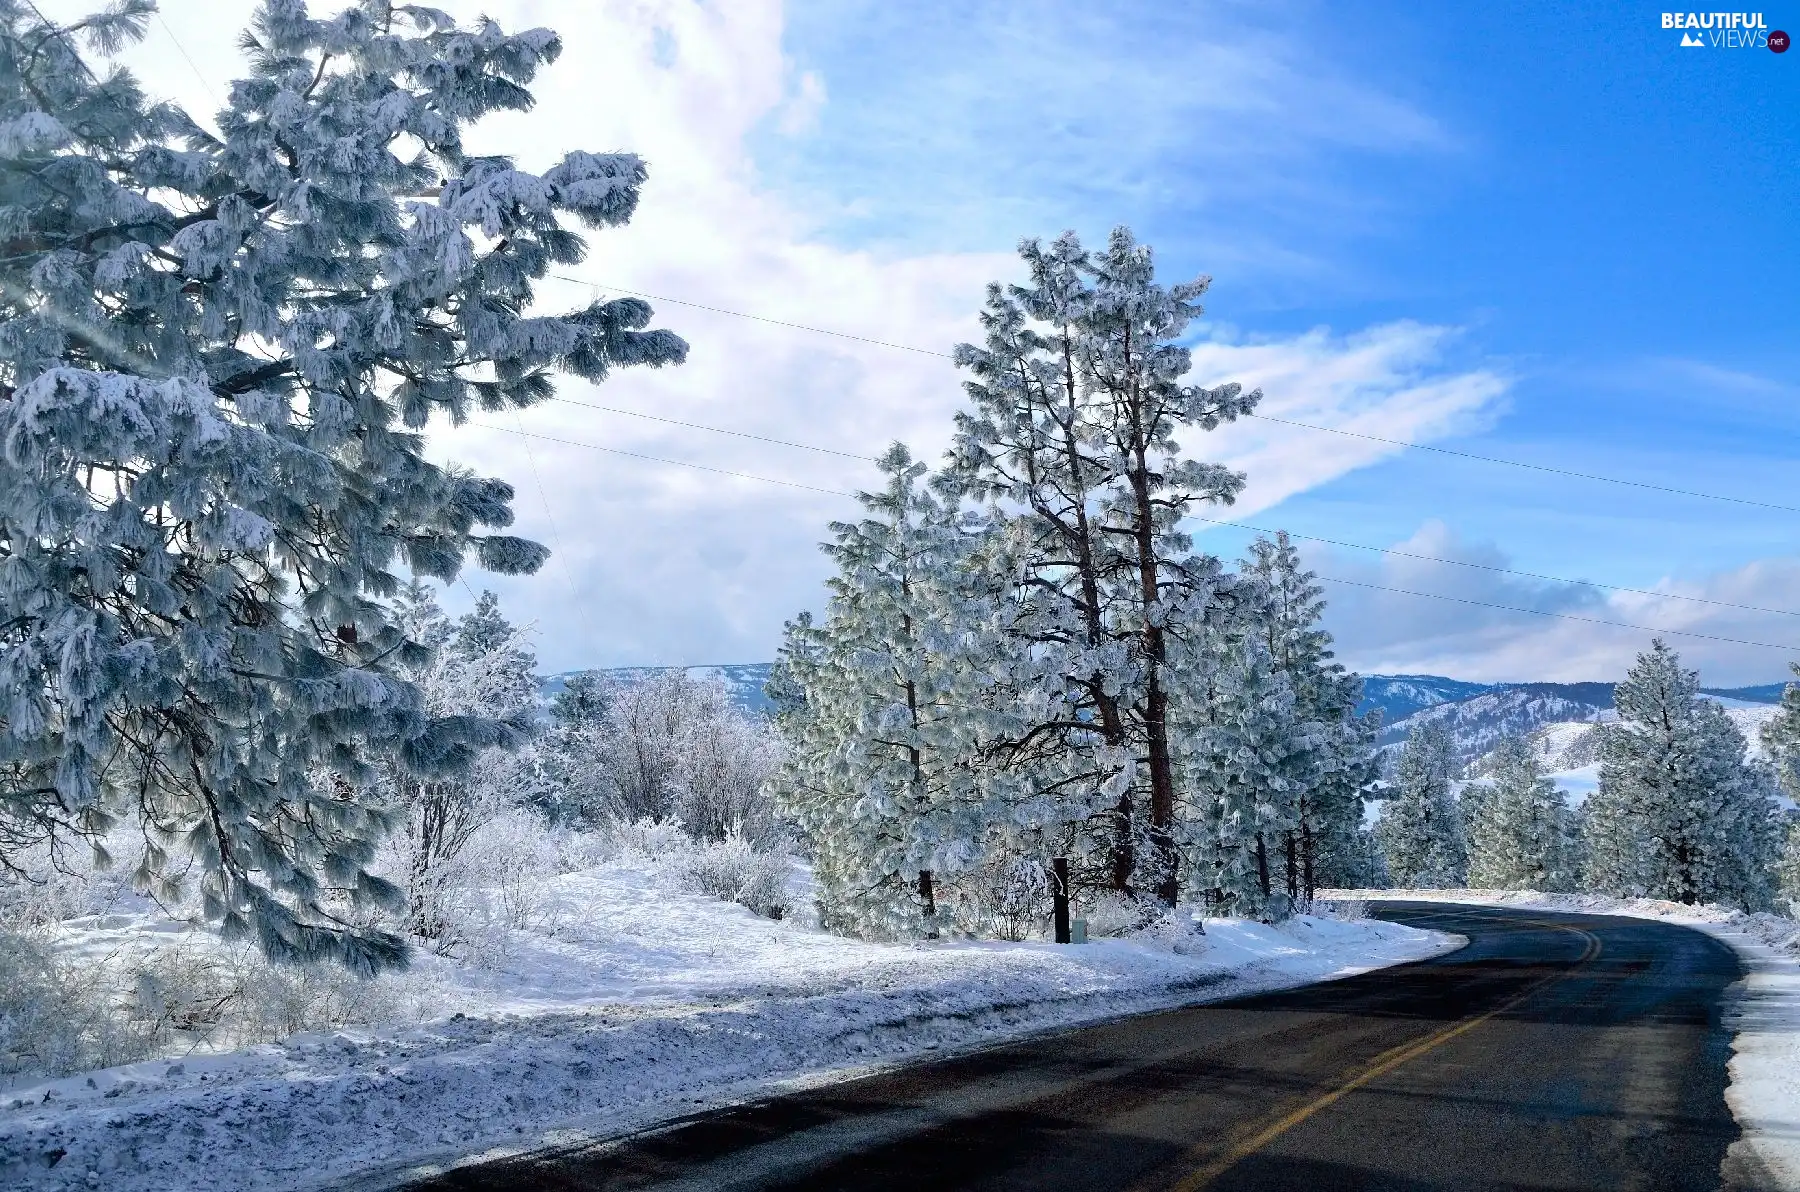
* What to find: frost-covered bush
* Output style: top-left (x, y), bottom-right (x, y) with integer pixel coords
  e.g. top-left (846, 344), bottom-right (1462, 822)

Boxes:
top-left (598, 818), bottom-right (793, 920)
top-left (0, 926), bottom-right (438, 1087)
top-left (1130, 909), bottom-right (1209, 956)
top-left (962, 857), bottom-right (1051, 942)
top-left (1080, 891), bottom-right (1164, 938)
top-left (0, 928), bottom-right (136, 1085)
top-left (684, 833), bottom-right (792, 920)
top-left (1312, 898), bottom-right (1369, 922)
top-left (539, 672), bottom-right (785, 847)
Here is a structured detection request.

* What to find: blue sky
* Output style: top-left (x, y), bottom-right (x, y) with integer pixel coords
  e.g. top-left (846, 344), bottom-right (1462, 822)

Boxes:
top-left (744, 0), bottom-right (1800, 681)
top-left (115, 0), bottom-right (1800, 683)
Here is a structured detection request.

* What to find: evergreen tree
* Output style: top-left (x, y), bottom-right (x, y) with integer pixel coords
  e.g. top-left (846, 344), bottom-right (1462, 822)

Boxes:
top-left (1237, 532), bottom-right (1377, 906)
top-left (771, 445), bottom-right (999, 938)
top-left (0, 1), bottom-right (684, 969)
top-left (1760, 664), bottom-right (1800, 801)
top-left (941, 228), bottom-right (1259, 905)
top-left (1466, 735), bottom-right (1575, 891)
top-left (1583, 641), bottom-right (1781, 909)
top-left (1775, 816), bottom-right (1800, 918)
top-left (1376, 722), bottom-right (1467, 887)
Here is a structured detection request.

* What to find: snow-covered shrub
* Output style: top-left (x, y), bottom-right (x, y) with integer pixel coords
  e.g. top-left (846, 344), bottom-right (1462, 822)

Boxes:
top-left (1130, 909), bottom-right (1209, 956)
top-left (684, 834), bottom-right (793, 920)
top-left (1080, 891), bottom-right (1164, 938)
top-left (539, 672), bottom-right (784, 846)
top-left (602, 817), bottom-right (697, 867)
top-left (597, 818), bottom-right (793, 919)
top-left (0, 929), bottom-right (137, 1085)
top-left (963, 857), bottom-right (1051, 942)
top-left (1313, 898), bottom-right (1369, 922)
top-left (460, 809), bottom-right (565, 933)
top-left (224, 952), bottom-right (418, 1042)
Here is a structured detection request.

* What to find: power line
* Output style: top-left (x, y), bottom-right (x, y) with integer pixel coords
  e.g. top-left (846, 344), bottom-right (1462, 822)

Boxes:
top-left (1189, 515), bottom-right (1800, 619)
top-left (154, 14), bottom-right (223, 109)
top-left (471, 416), bottom-right (1800, 650)
top-left (510, 409), bottom-right (581, 598)
top-left (548, 275), bottom-right (952, 358)
top-left (473, 422), bottom-right (853, 496)
top-left (544, 276), bottom-right (1796, 516)
top-left (1244, 413), bottom-right (1800, 516)
top-left (505, 396), bottom-right (1800, 624)
top-left (1316, 575), bottom-right (1800, 653)
top-left (543, 396), bottom-right (875, 460)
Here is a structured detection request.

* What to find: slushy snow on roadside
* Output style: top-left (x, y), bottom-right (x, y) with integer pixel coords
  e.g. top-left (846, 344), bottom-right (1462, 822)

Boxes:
top-left (0, 864), bottom-right (1457, 1192)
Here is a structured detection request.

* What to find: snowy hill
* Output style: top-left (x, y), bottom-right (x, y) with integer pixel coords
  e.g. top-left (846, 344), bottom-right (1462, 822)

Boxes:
top-left (541, 663), bottom-right (777, 716)
top-left (1373, 676), bottom-right (1789, 774)
top-left (1376, 683), bottom-right (1617, 768)
top-left (1355, 675), bottom-right (1496, 724)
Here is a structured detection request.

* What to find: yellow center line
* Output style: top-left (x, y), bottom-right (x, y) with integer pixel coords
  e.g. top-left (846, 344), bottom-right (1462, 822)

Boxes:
top-left (1149, 923), bottom-right (1604, 1192)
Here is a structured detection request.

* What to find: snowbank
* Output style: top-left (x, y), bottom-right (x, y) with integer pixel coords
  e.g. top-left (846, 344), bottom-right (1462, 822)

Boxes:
top-left (1321, 887), bottom-right (1800, 1190)
top-left (0, 867), bottom-right (1457, 1192)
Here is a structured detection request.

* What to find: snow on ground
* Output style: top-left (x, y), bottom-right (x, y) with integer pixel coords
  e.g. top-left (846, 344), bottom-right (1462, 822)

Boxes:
top-left (1, 866), bottom-right (1458, 1192)
top-left (1321, 887), bottom-right (1800, 1191)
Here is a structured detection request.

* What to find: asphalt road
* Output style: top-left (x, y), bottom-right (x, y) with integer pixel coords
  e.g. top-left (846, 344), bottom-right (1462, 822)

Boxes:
top-left (408, 903), bottom-right (1767, 1192)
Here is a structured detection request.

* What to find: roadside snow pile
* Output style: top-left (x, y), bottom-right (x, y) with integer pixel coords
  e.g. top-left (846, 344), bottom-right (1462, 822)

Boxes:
top-left (1321, 887), bottom-right (1800, 1190)
top-left (0, 869), bottom-right (1457, 1192)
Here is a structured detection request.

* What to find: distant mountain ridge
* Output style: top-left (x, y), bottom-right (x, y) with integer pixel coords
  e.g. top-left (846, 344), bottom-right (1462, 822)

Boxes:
top-left (539, 666), bottom-right (1789, 750)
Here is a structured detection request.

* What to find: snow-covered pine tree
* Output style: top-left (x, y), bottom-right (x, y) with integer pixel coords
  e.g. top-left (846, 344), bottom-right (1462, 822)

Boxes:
top-left (1176, 629), bottom-right (1307, 919)
top-left (527, 671), bottom-right (610, 827)
top-left (1375, 721), bottom-right (1467, 887)
top-left (771, 444), bottom-right (996, 939)
top-left (1774, 817), bottom-right (1800, 917)
top-left (0, 1), bottom-right (684, 969)
top-left (1583, 641), bottom-right (1780, 909)
top-left (941, 228), bottom-right (1259, 905)
top-left (1237, 532), bottom-right (1377, 906)
top-left (1466, 735), bottom-right (1575, 891)
top-left (1760, 663), bottom-right (1800, 801)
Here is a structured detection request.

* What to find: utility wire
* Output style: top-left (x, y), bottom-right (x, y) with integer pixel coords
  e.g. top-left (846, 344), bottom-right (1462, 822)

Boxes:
top-left (154, 14), bottom-right (223, 109)
top-left (510, 409), bottom-right (581, 598)
top-left (543, 396), bottom-right (875, 460)
top-left (548, 275), bottom-right (950, 358)
top-left (472, 415), bottom-right (1800, 648)
top-left (545, 275), bottom-right (1795, 516)
top-left (1189, 515), bottom-right (1800, 619)
top-left (474, 422), bottom-right (853, 496)
top-left (1316, 576), bottom-right (1800, 653)
top-left (1245, 413), bottom-right (1800, 516)
top-left (502, 398), bottom-right (1800, 624)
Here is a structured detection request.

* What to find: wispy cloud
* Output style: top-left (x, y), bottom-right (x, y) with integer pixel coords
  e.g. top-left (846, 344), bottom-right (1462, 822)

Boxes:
top-left (1308, 523), bottom-right (1800, 685)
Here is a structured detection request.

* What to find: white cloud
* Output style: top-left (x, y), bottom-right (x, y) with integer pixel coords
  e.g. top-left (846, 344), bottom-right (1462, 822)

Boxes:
top-left (1195, 322), bottom-right (1509, 516)
top-left (1306, 522), bottom-right (1800, 686)
top-left (73, 0), bottom-right (1511, 669)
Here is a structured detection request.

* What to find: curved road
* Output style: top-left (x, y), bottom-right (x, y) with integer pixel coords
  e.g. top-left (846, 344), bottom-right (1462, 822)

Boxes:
top-left (409, 903), bottom-right (1770, 1192)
